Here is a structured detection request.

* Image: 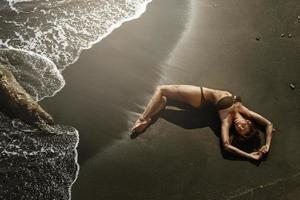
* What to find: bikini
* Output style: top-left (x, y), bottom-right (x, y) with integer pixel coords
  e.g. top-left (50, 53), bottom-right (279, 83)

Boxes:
top-left (200, 87), bottom-right (242, 110)
top-left (216, 95), bottom-right (242, 110)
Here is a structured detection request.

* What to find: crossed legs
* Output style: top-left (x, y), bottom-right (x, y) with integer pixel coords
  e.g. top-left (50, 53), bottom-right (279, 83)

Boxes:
top-left (130, 85), bottom-right (202, 133)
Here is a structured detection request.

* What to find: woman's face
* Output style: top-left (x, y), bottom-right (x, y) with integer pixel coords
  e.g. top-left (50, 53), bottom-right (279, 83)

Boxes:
top-left (234, 118), bottom-right (252, 137)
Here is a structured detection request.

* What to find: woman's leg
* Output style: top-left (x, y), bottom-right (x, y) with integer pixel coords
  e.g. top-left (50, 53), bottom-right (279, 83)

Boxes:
top-left (130, 95), bottom-right (167, 133)
top-left (130, 85), bottom-right (202, 133)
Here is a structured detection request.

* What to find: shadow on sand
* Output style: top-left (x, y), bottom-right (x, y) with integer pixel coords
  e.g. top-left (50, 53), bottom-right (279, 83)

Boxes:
top-left (131, 99), bottom-right (267, 165)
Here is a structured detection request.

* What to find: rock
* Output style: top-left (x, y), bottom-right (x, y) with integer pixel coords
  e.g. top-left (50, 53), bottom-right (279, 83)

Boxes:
top-left (280, 33), bottom-right (285, 37)
top-left (288, 33), bottom-right (292, 38)
top-left (289, 83), bottom-right (296, 90)
top-left (0, 64), bottom-right (54, 129)
top-left (256, 36), bottom-right (261, 41)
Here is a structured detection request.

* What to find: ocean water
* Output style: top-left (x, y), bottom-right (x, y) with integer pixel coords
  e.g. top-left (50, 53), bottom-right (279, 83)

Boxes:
top-left (0, 0), bottom-right (152, 199)
top-left (0, 0), bottom-right (152, 97)
top-left (0, 113), bottom-right (79, 200)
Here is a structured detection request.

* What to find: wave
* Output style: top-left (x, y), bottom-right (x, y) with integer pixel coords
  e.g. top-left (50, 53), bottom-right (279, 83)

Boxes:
top-left (0, 48), bottom-right (65, 101)
top-left (0, 0), bottom-right (152, 99)
top-left (5, 0), bottom-right (34, 12)
top-left (1, 0), bottom-right (152, 70)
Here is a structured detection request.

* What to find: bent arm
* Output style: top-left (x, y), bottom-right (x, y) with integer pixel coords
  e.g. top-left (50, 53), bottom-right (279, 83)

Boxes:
top-left (265, 122), bottom-right (273, 148)
top-left (221, 120), bottom-right (260, 160)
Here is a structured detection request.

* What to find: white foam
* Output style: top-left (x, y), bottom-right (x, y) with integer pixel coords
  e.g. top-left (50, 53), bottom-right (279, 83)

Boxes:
top-left (5, 0), bottom-right (33, 13)
top-left (0, 39), bottom-right (10, 47)
top-left (68, 127), bottom-right (80, 200)
top-left (0, 112), bottom-right (80, 200)
top-left (2, 0), bottom-right (153, 71)
top-left (54, 0), bottom-right (154, 70)
top-left (0, 47), bottom-right (65, 101)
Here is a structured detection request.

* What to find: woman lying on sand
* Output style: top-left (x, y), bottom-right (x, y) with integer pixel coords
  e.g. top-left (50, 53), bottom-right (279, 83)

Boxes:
top-left (130, 85), bottom-right (274, 161)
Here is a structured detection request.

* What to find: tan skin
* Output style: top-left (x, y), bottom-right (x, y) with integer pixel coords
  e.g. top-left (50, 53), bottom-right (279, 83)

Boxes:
top-left (130, 85), bottom-right (274, 160)
top-left (219, 98), bottom-right (273, 160)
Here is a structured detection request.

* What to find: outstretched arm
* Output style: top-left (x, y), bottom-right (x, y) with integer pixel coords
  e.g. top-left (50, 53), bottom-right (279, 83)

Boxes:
top-left (240, 105), bottom-right (273, 154)
top-left (221, 120), bottom-right (262, 160)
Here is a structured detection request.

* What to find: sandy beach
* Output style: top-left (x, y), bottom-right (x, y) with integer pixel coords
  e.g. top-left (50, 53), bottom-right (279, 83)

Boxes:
top-left (41, 0), bottom-right (300, 199)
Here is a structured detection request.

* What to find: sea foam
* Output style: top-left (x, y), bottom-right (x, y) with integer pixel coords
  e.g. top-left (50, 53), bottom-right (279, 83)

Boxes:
top-left (1, 0), bottom-right (152, 70)
top-left (1, 0), bottom-right (152, 97)
top-left (0, 48), bottom-right (65, 101)
top-left (0, 112), bottom-right (79, 200)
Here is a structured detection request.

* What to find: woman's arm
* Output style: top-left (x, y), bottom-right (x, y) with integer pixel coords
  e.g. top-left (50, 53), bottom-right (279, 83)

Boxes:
top-left (221, 120), bottom-right (262, 160)
top-left (240, 105), bottom-right (273, 154)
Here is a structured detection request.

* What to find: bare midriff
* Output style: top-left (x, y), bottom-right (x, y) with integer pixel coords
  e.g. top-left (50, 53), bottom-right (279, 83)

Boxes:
top-left (202, 87), bottom-right (232, 105)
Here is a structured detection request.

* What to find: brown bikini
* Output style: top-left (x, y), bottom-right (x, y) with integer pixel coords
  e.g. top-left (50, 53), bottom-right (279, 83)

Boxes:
top-left (200, 87), bottom-right (242, 110)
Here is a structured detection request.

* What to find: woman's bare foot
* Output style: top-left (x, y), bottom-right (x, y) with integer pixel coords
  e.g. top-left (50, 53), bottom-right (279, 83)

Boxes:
top-left (130, 116), bottom-right (151, 134)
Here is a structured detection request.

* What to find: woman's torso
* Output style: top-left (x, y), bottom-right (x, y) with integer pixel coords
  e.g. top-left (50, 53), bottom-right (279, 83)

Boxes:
top-left (201, 87), bottom-right (242, 114)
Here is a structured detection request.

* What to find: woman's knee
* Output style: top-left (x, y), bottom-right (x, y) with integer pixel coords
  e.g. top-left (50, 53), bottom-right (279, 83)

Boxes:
top-left (154, 86), bottom-right (163, 96)
top-left (155, 85), bottom-right (169, 95)
top-left (156, 85), bottom-right (183, 101)
top-left (156, 85), bottom-right (166, 90)
top-left (156, 85), bottom-right (174, 94)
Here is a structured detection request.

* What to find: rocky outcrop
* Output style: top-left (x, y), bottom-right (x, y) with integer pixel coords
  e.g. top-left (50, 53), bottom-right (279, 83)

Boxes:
top-left (0, 64), bottom-right (54, 128)
top-left (0, 65), bottom-right (79, 200)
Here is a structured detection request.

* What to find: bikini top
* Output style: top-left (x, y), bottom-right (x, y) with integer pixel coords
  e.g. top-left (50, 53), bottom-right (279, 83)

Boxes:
top-left (215, 95), bottom-right (242, 110)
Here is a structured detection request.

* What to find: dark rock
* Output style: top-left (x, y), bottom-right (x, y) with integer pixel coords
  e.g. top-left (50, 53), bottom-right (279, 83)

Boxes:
top-left (289, 83), bottom-right (296, 90)
top-left (0, 64), bottom-right (79, 199)
top-left (0, 64), bottom-right (54, 130)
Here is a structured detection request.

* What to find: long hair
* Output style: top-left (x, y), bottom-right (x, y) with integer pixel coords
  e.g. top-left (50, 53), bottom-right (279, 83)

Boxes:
top-left (230, 122), bottom-right (262, 152)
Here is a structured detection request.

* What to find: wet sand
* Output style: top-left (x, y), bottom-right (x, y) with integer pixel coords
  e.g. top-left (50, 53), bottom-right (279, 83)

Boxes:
top-left (42, 0), bottom-right (300, 199)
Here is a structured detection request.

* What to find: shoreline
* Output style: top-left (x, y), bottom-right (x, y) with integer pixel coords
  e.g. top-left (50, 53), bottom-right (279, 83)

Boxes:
top-left (42, 0), bottom-right (191, 165)
top-left (57, 0), bottom-right (154, 71)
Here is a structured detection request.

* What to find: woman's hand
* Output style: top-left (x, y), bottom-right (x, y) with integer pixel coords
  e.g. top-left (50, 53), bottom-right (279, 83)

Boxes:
top-left (250, 151), bottom-right (263, 160)
top-left (259, 144), bottom-right (270, 154)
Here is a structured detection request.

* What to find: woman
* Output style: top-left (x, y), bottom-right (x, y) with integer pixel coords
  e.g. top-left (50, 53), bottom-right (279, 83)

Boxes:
top-left (130, 85), bottom-right (274, 160)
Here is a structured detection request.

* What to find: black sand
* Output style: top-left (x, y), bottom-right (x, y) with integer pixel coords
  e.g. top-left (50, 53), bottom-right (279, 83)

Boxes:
top-left (42, 0), bottom-right (300, 199)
